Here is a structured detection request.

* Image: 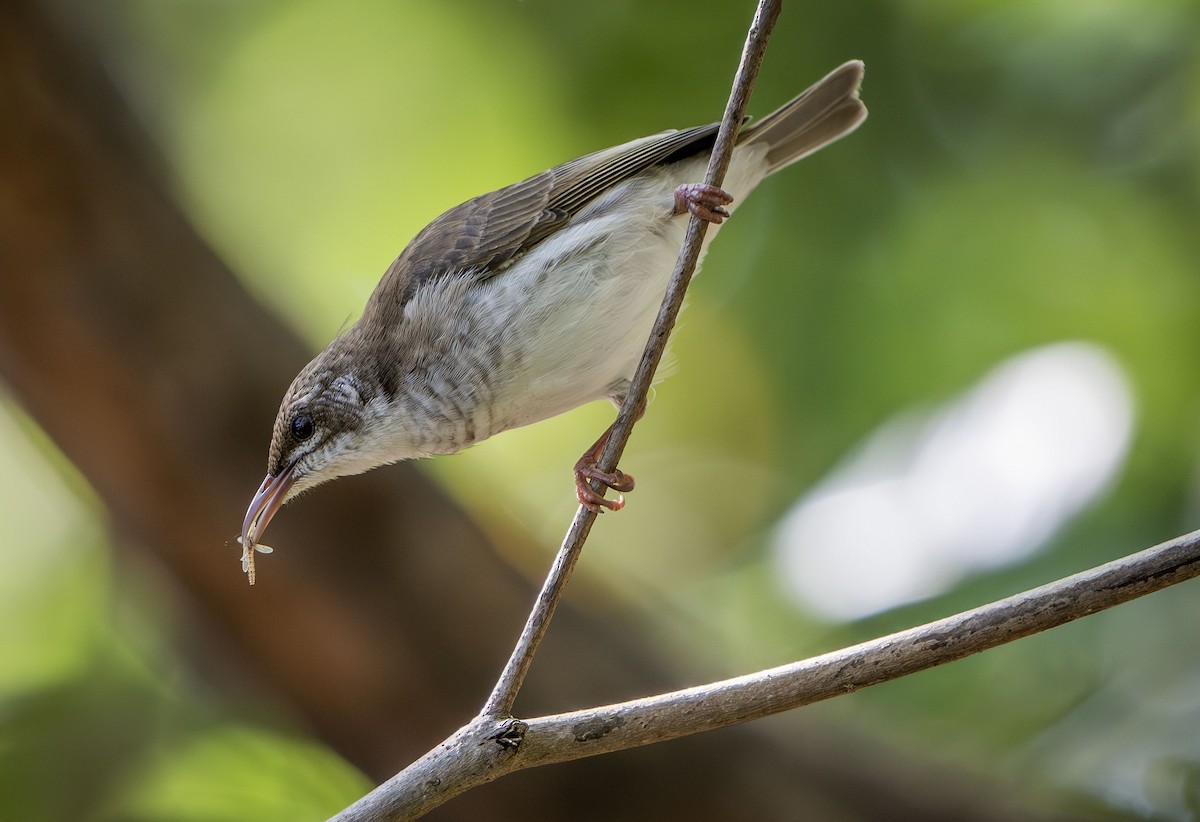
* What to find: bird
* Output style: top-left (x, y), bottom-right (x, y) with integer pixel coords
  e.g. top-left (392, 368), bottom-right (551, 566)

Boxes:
top-left (240, 60), bottom-right (867, 579)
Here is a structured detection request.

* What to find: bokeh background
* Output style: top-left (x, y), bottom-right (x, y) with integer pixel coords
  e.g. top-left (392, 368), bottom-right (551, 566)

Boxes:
top-left (3, 0), bottom-right (1200, 819)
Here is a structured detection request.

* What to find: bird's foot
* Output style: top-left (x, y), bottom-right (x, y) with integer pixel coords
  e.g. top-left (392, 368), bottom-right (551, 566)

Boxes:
top-left (574, 459), bottom-right (636, 513)
top-left (674, 183), bottom-right (734, 224)
top-left (575, 412), bottom-right (646, 512)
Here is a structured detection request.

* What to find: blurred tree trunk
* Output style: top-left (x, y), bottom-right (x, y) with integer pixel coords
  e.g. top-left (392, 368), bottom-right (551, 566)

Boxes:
top-left (0, 2), bottom-right (1092, 820)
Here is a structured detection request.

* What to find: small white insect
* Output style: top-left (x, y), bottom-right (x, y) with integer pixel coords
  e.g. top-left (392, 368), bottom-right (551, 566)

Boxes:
top-left (235, 535), bottom-right (274, 585)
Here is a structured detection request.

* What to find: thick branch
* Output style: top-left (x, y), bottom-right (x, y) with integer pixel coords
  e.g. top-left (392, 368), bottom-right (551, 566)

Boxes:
top-left (481, 0), bottom-right (783, 721)
top-left (521, 525), bottom-right (1200, 757)
top-left (333, 528), bottom-right (1200, 821)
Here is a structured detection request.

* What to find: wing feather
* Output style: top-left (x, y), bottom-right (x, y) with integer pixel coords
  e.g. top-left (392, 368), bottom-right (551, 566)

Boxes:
top-left (364, 122), bottom-right (722, 323)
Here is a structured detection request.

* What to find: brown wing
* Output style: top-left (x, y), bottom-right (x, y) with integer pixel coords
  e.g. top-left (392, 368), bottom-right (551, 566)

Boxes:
top-left (364, 121), bottom-right (723, 324)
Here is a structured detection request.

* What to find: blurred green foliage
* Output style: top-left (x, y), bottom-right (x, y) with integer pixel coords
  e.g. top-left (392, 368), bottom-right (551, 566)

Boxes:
top-left (4, 0), bottom-right (1200, 818)
top-left (0, 398), bottom-right (369, 819)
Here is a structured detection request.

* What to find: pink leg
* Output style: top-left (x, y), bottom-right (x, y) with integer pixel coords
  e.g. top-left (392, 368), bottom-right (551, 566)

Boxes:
top-left (674, 183), bottom-right (735, 224)
top-left (574, 423), bottom-right (637, 513)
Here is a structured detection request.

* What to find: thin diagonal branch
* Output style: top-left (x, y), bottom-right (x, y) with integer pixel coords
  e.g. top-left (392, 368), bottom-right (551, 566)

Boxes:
top-left (481, 0), bottom-right (783, 722)
top-left (331, 529), bottom-right (1200, 821)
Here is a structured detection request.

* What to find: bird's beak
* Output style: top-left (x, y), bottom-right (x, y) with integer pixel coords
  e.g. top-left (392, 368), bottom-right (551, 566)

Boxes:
top-left (241, 463), bottom-right (298, 550)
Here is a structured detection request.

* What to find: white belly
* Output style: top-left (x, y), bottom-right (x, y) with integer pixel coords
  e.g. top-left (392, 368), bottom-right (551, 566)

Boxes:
top-left (478, 147), bottom-right (771, 433)
top-left (387, 145), bottom-right (773, 456)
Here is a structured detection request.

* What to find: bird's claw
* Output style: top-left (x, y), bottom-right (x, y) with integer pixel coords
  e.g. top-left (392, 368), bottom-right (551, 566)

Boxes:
top-left (574, 462), bottom-right (636, 513)
top-left (674, 183), bottom-right (734, 224)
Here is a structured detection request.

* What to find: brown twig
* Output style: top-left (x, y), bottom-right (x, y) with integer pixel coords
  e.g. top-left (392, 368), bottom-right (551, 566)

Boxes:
top-left (480, 0), bottom-right (783, 722)
top-left (331, 528), bottom-right (1200, 820)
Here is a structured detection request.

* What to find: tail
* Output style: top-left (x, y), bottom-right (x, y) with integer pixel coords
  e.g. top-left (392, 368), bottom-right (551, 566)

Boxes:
top-left (740, 60), bottom-right (867, 174)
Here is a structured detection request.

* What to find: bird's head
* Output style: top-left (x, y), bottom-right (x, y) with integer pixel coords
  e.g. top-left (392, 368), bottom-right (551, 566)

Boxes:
top-left (241, 340), bottom-right (388, 550)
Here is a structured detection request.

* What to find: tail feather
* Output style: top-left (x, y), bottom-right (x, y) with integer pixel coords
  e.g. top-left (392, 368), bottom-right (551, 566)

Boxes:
top-left (740, 60), bottom-right (867, 174)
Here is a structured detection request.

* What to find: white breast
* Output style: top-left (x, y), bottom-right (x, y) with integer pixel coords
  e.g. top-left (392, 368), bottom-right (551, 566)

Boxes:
top-left (480, 146), bottom-right (772, 431)
top-left (393, 144), bottom-right (773, 452)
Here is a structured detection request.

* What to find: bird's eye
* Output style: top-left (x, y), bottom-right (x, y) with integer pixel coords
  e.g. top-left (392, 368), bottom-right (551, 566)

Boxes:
top-left (290, 413), bottom-right (315, 441)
